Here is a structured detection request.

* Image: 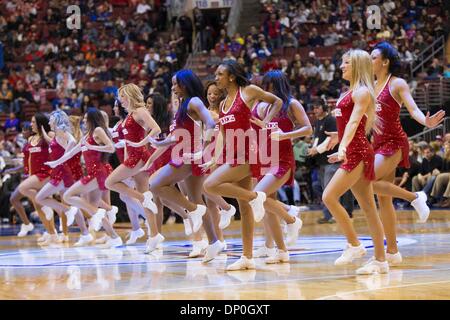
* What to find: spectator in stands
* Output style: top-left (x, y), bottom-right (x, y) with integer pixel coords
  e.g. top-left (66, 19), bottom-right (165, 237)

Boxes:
top-left (257, 40), bottom-right (272, 59)
top-left (398, 44), bottom-right (415, 63)
top-left (297, 84), bottom-right (312, 111)
top-left (79, 94), bottom-right (94, 114)
top-left (8, 67), bottom-right (25, 89)
top-left (412, 145), bottom-right (443, 195)
top-left (249, 26), bottom-right (259, 42)
top-left (24, 40), bottom-right (40, 61)
top-left (218, 9), bottom-right (228, 29)
top-left (426, 58), bottom-right (444, 79)
top-left (331, 45), bottom-right (345, 66)
top-left (308, 27), bottom-right (324, 47)
top-left (0, 129), bottom-right (15, 157)
top-left (318, 59), bottom-right (335, 82)
top-left (444, 65), bottom-right (450, 79)
top-left (323, 26), bottom-right (340, 47)
top-left (264, 13), bottom-right (282, 49)
top-left (201, 25), bottom-right (214, 52)
top-left (215, 38), bottom-right (229, 54)
top-left (0, 82), bottom-right (13, 113)
top-left (193, 7), bottom-right (205, 50)
top-left (307, 101), bottom-right (354, 222)
top-left (406, 0), bottom-right (419, 22)
top-left (11, 80), bottom-right (33, 116)
top-left (3, 112), bottom-right (20, 134)
top-left (136, 1), bottom-right (152, 15)
top-left (98, 64), bottom-right (112, 82)
top-left (282, 30), bottom-right (298, 48)
top-left (25, 64), bottom-right (41, 86)
top-left (104, 80), bottom-right (118, 101)
top-left (413, 33), bottom-right (427, 52)
top-left (56, 70), bottom-right (76, 96)
top-left (383, 0), bottom-right (396, 13)
top-left (307, 51), bottom-right (321, 67)
top-left (51, 90), bottom-right (69, 110)
top-left (244, 41), bottom-right (256, 60)
top-left (430, 141), bottom-right (450, 207)
top-left (316, 81), bottom-right (337, 100)
top-left (178, 12), bottom-right (193, 53)
top-left (279, 10), bottom-right (290, 29)
top-left (230, 33), bottom-right (244, 54)
top-left (444, 133), bottom-right (450, 144)
top-left (300, 61), bottom-right (320, 81)
top-left (335, 14), bottom-right (350, 36)
top-left (222, 50), bottom-right (236, 63)
top-left (218, 28), bottom-right (231, 45)
top-left (262, 55), bottom-right (278, 72)
top-left (41, 65), bottom-right (56, 87)
top-left (279, 58), bottom-right (289, 74)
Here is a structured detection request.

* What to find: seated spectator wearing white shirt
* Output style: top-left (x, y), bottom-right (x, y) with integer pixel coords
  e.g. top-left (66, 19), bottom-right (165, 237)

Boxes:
top-left (136, 0), bottom-right (152, 15)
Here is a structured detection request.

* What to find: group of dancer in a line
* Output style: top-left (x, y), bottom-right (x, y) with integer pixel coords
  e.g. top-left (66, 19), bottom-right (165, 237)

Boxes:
top-left (11, 42), bottom-right (445, 274)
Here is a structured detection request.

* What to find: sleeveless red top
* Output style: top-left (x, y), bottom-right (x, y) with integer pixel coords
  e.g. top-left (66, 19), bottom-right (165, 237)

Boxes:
top-left (218, 88), bottom-right (257, 166)
top-left (48, 137), bottom-right (74, 188)
top-left (335, 90), bottom-right (375, 180)
top-left (123, 113), bottom-right (153, 168)
top-left (251, 102), bottom-right (295, 185)
top-left (23, 138), bottom-right (51, 181)
top-left (68, 152), bottom-right (83, 181)
top-left (372, 74), bottom-right (409, 168)
top-left (168, 98), bottom-right (203, 176)
top-left (80, 134), bottom-right (112, 190)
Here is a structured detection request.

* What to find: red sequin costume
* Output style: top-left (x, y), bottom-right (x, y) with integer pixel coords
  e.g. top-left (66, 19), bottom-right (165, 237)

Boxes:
top-left (145, 129), bottom-right (172, 177)
top-left (48, 138), bottom-right (75, 187)
top-left (335, 91), bottom-right (375, 180)
top-left (168, 98), bottom-right (204, 176)
top-left (80, 135), bottom-right (112, 190)
top-left (68, 152), bottom-right (83, 181)
top-left (372, 74), bottom-right (410, 168)
top-left (123, 113), bottom-right (152, 168)
top-left (251, 103), bottom-right (295, 186)
top-left (218, 88), bottom-right (258, 168)
top-left (23, 138), bottom-right (51, 181)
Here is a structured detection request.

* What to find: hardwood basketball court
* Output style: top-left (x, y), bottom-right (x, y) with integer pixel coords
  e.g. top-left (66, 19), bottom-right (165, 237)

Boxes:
top-left (1, 209), bottom-right (450, 300)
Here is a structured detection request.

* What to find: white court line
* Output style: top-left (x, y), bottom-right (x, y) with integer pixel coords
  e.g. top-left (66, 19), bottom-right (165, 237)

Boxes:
top-left (317, 279), bottom-right (450, 300)
top-left (62, 266), bottom-right (450, 300)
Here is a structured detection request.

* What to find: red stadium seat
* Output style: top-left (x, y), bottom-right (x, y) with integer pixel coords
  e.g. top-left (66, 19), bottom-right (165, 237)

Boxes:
top-left (45, 90), bottom-right (58, 101)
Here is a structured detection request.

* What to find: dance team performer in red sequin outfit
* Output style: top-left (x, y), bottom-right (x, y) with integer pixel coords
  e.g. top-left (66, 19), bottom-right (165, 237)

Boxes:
top-left (132, 91), bottom-right (208, 255)
top-left (47, 109), bottom-right (119, 247)
top-left (16, 113), bottom-right (55, 239)
top-left (203, 60), bottom-right (284, 271)
top-left (369, 42), bottom-right (445, 264)
top-left (249, 71), bottom-right (312, 264)
top-left (322, 49), bottom-right (388, 275)
top-left (34, 110), bottom-right (78, 245)
top-left (326, 43), bottom-right (446, 267)
top-left (104, 84), bottom-right (163, 251)
top-left (143, 70), bottom-right (222, 258)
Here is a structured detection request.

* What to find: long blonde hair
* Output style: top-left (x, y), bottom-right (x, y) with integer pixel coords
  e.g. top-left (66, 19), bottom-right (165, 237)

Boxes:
top-left (444, 141), bottom-right (450, 162)
top-left (118, 83), bottom-right (146, 111)
top-left (69, 115), bottom-right (82, 142)
top-left (344, 49), bottom-right (377, 134)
